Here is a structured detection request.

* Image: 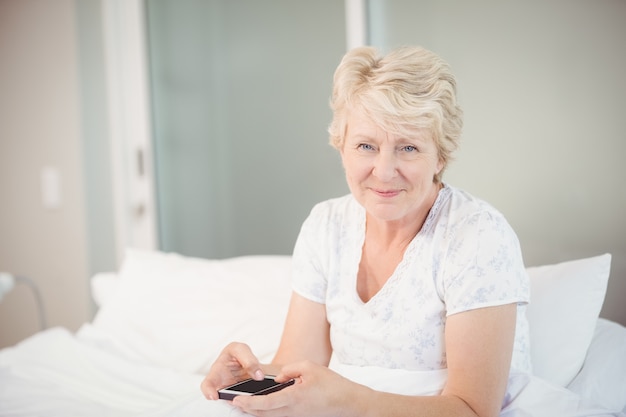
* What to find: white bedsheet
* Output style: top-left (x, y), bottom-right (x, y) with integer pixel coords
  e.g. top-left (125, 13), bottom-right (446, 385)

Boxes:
top-left (0, 327), bottom-right (233, 417)
top-left (0, 327), bottom-right (624, 417)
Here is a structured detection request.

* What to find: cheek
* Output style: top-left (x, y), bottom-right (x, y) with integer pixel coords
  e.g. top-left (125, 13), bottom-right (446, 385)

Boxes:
top-left (341, 154), bottom-right (367, 178)
top-left (401, 159), bottom-right (439, 184)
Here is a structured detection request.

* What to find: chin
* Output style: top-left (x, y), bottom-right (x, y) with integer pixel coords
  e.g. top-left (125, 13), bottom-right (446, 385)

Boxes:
top-left (365, 204), bottom-right (408, 222)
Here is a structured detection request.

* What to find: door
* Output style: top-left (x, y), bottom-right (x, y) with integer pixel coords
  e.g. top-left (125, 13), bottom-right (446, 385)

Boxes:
top-left (145, 0), bottom-right (351, 258)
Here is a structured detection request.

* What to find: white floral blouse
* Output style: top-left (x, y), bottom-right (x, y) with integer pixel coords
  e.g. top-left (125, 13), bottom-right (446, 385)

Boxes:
top-left (291, 185), bottom-right (532, 374)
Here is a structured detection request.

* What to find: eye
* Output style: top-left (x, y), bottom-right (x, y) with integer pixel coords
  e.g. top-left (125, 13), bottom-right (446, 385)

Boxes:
top-left (400, 145), bottom-right (418, 153)
top-left (357, 143), bottom-right (376, 152)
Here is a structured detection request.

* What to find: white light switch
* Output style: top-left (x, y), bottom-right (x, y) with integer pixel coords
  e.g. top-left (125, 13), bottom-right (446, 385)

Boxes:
top-left (41, 166), bottom-right (62, 209)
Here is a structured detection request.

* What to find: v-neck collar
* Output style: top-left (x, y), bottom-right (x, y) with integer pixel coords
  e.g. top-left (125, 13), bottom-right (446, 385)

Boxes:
top-left (350, 184), bottom-right (450, 307)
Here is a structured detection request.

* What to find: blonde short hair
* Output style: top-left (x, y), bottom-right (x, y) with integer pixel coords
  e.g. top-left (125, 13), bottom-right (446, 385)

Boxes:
top-left (328, 46), bottom-right (463, 182)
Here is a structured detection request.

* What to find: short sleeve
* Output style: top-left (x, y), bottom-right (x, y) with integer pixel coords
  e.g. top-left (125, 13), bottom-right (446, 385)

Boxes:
top-left (291, 203), bottom-right (330, 304)
top-left (440, 210), bottom-right (530, 316)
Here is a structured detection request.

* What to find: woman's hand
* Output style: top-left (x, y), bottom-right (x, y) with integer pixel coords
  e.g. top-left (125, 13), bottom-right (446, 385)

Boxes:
top-left (232, 360), bottom-right (368, 417)
top-left (200, 342), bottom-right (265, 401)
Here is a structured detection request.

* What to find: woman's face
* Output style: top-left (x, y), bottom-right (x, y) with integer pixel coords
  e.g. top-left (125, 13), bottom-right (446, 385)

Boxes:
top-left (340, 112), bottom-right (443, 224)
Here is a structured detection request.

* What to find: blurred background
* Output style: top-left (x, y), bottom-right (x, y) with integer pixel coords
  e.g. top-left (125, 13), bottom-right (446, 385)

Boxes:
top-left (1, 0), bottom-right (624, 348)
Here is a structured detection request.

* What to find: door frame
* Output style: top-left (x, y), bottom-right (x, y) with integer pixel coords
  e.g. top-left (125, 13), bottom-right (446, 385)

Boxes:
top-left (102, 0), bottom-right (158, 264)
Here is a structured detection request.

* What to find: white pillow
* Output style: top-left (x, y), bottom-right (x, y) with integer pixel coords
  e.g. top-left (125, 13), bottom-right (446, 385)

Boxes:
top-left (90, 249), bottom-right (293, 375)
top-left (567, 318), bottom-right (626, 411)
top-left (92, 250), bottom-right (611, 388)
top-left (90, 272), bottom-right (119, 308)
top-left (525, 253), bottom-right (611, 387)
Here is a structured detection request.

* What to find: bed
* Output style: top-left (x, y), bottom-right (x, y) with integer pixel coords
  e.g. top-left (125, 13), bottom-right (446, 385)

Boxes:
top-left (0, 249), bottom-right (624, 416)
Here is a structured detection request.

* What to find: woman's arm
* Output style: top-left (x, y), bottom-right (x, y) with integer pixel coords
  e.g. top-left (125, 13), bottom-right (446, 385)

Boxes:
top-left (272, 291), bottom-right (332, 367)
top-left (441, 302), bottom-right (517, 416)
top-left (233, 303), bottom-right (517, 417)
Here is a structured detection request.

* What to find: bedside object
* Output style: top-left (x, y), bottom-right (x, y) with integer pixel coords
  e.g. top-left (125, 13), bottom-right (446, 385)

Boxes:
top-left (0, 272), bottom-right (47, 330)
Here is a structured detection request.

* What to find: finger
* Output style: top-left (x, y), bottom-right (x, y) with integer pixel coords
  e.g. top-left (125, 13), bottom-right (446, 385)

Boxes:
top-left (273, 372), bottom-right (300, 385)
top-left (227, 343), bottom-right (265, 380)
top-left (202, 342), bottom-right (262, 400)
top-left (200, 375), bottom-right (220, 400)
top-left (274, 360), bottom-right (309, 382)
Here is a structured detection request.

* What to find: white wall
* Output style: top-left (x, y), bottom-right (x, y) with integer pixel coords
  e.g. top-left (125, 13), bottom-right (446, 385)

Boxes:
top-left (0, 0), bottom-right (90, 347)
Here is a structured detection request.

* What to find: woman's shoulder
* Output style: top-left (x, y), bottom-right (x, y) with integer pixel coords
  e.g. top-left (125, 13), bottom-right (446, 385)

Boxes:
top-left (293, 194), bottom-right (362, 274)
top-left (440, 184), bottom-right (507, 221)
top-left (436, 185), bottom-right (519, 244)
top-left (298, 194), bottom-right (363, 241)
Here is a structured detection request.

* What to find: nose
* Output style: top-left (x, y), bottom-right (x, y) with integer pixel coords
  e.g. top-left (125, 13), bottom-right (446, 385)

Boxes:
top-left (372, 150), bottom-right (398, 181)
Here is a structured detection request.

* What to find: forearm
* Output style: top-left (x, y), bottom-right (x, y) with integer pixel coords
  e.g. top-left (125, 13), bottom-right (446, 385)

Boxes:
top-left (347, 386), bottom-right (480, 417)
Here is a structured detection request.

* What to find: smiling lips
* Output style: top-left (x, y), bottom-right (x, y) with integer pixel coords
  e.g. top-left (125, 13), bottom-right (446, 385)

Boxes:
top-left (371, 188), bottom-right (401, 198)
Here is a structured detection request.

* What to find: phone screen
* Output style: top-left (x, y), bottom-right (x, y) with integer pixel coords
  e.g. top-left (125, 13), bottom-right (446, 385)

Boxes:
top-left (228, 378), bottom-right (281, 393)
top-left (218, 376), bottom-right (294, 400)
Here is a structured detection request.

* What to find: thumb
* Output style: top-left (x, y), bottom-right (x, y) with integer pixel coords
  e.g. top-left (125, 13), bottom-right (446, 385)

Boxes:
top-left (251, 369), bottom-right (265, 380)
top-left (274, 361), bottom-right (308, 383)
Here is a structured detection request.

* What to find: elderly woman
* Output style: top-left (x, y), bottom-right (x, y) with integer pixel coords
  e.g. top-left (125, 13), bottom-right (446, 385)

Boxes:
top-left (201, 46), bottom-right (530, 417)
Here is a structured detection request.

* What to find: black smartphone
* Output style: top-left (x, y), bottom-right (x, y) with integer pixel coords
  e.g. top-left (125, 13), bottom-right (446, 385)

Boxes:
top-left (218, 376), bottom-right (295, 401)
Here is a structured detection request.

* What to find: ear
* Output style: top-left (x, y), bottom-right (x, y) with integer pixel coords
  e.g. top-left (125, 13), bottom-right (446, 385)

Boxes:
top-left (436, 157), bottom-right (445, 174)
